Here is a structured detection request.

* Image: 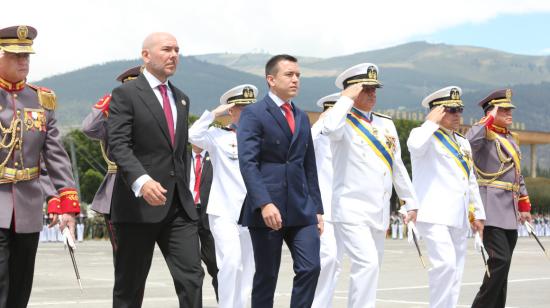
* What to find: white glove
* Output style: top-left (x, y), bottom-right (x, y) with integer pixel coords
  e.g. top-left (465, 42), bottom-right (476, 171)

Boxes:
top-left (474, 232), bottom-right (484, 252)
top-left (407, 221), bottom-right (419, 245)
top-left (63, 227), bottom-right (77, 250)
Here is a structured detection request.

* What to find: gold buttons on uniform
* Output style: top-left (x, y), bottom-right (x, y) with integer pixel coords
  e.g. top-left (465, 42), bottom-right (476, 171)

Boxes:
top-left (14, 162), bottom-right (19, 167)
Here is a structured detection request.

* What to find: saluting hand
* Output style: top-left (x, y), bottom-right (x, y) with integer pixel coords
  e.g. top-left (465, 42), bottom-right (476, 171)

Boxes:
top-left (426, 105), bottom-right (446, 124)
top-left (261, 203), bottom-right (282, 230)
top-left (488, 105), bottom-right (499, 119)
top-left (212, 103), bottom-right (235, 118)
top-left (341, 83), bottom-right (364, 100)
top-left (141, 179), bottom-right (168, 206)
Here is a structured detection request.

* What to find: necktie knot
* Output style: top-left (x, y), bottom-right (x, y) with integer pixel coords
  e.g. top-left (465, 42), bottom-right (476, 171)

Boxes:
top-left (158, 84), bottom-right (167, 95)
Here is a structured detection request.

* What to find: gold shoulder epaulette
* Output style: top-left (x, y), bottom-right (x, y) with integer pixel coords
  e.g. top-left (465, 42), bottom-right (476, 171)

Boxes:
top-left (372, 112), bottom-right (392, 120)
top-left (510, 131), bottom-right (520, 145)
top-left (485, 128), bottom-right (497, 141)
top-left (28, 84), bottom-right (57, 111)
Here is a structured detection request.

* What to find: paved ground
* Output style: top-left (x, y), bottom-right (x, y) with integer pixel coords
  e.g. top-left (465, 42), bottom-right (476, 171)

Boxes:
top-left (29, 237), bottom-right (550, 307)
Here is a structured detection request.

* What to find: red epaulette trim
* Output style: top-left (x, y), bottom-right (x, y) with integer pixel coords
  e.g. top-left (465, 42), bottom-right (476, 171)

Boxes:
top-left (93, 94), bottom-right (112, 116)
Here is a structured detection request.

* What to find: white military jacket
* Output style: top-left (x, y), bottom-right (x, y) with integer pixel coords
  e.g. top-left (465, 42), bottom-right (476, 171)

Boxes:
top-left (188, 110), bottom-right (246, 222)
top-left (321, 96), bottom-right (418, 230)
top-left (312, 119), bottom-right (333, 222)
top-left (407, 121), bottom-right (485, 228)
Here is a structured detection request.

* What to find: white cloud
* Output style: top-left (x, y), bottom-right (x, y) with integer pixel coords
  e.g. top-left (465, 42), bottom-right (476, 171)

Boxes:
top-left (3, 0), bottom-right (550, 80)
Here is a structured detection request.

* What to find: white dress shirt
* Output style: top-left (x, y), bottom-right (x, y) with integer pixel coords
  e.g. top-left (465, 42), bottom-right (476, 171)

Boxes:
top-left (321, 96), bottom-right (418, 230)
top-left (188, 110), bottom-right (246, 222)
top-left (407, 120), bottom-right (485, 228)
top-left (189, 149), bottom-right (207, 204)
top-left (131, 68), bottom-right (179, 197)
top-left (268, 91), bottom-right (292, 115)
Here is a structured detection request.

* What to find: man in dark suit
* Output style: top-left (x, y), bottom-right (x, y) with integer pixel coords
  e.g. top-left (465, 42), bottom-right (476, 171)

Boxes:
top-left (107, 32), bottom-right (203, 308)
top-left (188, 144), bottom-right (219, 301)
top-left (237, 54), bottom-right (323, 308)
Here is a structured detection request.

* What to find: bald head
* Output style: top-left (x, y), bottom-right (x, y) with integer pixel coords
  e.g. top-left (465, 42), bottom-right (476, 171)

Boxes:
top-left (141, 32), bottom-right (179, 82)
top-left (142, 32), bottom-right (176, 50)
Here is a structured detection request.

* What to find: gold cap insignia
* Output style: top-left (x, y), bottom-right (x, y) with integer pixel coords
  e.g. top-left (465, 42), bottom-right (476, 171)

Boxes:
top-left (243, 86), bottom-right (255, 99)
top-left (17, 26), bottom-right (28, 40)
top-left (450, 88), bottom-right (460, 100)
top-left (367, 66), bottom-right (378, 80)
top-left (506, 89), bottom-right (512, 99)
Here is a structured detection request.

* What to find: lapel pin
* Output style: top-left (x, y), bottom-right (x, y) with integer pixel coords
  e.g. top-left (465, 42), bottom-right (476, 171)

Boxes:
top-left (181, 99), bottom-right (187, 106)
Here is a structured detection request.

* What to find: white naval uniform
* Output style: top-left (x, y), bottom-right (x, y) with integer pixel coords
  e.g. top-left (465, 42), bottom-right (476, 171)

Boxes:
top-left (321, 96), bottom-right (418, 308)
top-left (311, 118), bottom-right (342, 308)
top-left (407, 120), bottom-right (486, 308)
top-left (188, 110), bottom-right (254, 308)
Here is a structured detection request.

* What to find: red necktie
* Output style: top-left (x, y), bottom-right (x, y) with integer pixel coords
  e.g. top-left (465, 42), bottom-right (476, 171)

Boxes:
top-left (193, 154), bottom-right (202, 204)
top-left (281, 102), bottom-right (295, 134)
top-left (158, 84), bottom-right (175, 145)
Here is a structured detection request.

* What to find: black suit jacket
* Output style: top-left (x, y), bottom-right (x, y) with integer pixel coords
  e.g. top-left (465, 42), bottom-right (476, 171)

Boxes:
top-left (107, 74), bottom-right (196, 223)
top-left (187, 151), bottom-right (213, 229)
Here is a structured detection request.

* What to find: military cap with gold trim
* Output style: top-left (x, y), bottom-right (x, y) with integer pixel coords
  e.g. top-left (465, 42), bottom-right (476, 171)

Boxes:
top-left (335, 63), bottom-right (382, 89)
top-left (116, 65), bottom-right (143, 83)
top-left (478, 88), bottom-right (515, 112)
top-left (220, 84), bottom-right (258, 105)
top-left (421, 86), bottom-right (464, 109)
top-left (316, 92), bottom-right (340, 110)
top-left (0, 25), bottom-right (37, 54)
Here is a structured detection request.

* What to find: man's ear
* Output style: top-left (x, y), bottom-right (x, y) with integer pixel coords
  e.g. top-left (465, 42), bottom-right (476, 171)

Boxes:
top-left (141, 49), bottom-right (149, 63)
top-left (266, 75), bottom-right (275, 88)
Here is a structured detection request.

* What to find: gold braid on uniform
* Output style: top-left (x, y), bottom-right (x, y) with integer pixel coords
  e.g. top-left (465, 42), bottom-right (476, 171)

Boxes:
top-left (0, 116), bottom-right (22, 168)
top-left (474, 130), bottom-right (515, 182)
top-left (100, 141), bottom-right (117, 173)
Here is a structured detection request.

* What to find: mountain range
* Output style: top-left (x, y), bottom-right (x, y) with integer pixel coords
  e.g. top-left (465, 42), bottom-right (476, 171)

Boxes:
top-left (34, 41), bottom-right (550, 134)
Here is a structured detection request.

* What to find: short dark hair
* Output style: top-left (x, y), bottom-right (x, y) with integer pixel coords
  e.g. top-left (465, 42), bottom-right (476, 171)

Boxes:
top-left (265, 54), bottom-right (298, 77)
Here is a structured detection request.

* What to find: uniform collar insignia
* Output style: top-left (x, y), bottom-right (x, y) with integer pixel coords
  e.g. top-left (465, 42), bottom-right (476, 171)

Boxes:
top-left (0, 77), bottom-right (25, 92)
top-left (488, 123), bottom-right (508, 134)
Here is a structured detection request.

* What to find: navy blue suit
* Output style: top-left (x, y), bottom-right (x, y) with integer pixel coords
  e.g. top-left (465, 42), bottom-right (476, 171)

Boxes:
top-left (238, 94), bottom-right (323, 307)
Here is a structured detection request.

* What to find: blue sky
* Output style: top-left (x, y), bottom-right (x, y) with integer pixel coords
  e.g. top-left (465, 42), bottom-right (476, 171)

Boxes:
top-left (422, 12), bottom-right (550, 55)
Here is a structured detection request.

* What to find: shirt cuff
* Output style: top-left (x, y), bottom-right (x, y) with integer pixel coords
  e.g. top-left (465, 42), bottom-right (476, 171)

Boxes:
top-left (132, 174), bottom-right (152, 197)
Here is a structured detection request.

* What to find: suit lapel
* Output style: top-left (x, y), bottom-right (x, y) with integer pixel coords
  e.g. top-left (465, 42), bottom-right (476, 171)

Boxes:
top-left (135, 75), bottom-right (172, 147)
top-left (264, 96), bottom-right (292, 140)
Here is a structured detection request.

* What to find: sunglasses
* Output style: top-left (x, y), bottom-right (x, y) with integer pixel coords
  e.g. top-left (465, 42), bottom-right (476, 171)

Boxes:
top-left (445, 107), bottom-right (464, 114)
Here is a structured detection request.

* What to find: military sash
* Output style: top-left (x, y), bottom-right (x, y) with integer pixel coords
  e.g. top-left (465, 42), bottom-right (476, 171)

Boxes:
top-left (346, 108), bottom-right (393, 172)
top-left (433, 129), bottom-right (470, 178)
